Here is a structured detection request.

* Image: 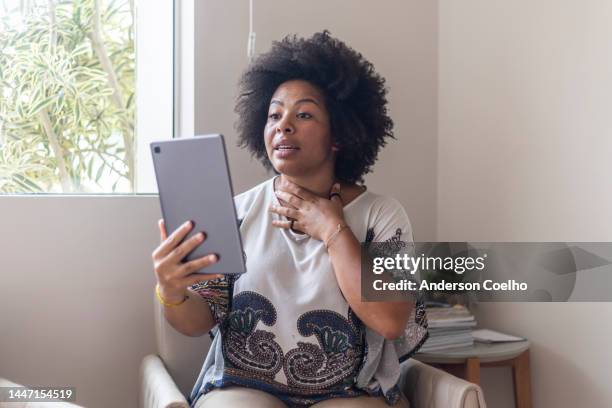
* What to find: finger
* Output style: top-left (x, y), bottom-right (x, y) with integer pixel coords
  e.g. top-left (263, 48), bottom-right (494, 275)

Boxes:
top-left (158, 219), bottom-right (168, 241)
top-left (274, 190), bottom-right (304, 208)
top-left (271, 219), bottom-right (303, 233)
top-left (165, 230), bottom-right (207, 266)
top-left (268, 204), bottom-right (299, 219)
top-left (176, 253), bottom-right (219, 278)
top-left (153, 220), bottom-right (193, 260)
top-left (276, 195), bottom-right (299, 210)
top-left (280, 180), bottom-right (317, 201)
top-left (271, 219), bottom-right (292, 229)
top-left (329, 183), bottom-right (343, 203)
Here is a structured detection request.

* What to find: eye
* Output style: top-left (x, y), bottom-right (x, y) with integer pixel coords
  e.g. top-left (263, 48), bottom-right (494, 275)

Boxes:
top-left (297, 112), bottom-right (312, 119)
top-left (268, 112), bottom-right (281, 120)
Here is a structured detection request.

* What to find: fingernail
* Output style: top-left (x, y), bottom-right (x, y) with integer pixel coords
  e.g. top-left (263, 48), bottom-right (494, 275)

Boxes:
top-left (210, 254), bottom-right (218, 261)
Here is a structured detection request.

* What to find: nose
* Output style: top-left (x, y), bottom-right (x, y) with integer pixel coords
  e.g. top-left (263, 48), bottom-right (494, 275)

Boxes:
top-left (276, 117), bottom-right (294, 134)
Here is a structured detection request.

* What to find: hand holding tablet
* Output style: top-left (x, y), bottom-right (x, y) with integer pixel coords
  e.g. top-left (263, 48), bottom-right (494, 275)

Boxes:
top-left (152, 218), bottom-right (222, 303)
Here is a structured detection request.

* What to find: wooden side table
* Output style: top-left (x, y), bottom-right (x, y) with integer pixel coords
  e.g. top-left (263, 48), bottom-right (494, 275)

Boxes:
top-left (415, 340), bottom-right (532, 408)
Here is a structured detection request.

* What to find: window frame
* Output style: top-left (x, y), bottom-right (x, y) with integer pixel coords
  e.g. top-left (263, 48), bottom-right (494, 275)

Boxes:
top-left (134, 0), bottom-right (178, 194)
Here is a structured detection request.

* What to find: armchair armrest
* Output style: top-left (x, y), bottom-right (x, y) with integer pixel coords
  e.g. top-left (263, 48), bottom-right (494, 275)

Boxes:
top-left (400, 359), bottom-right (487, 408)
top-left (139, 354), bottom-right (190, 408)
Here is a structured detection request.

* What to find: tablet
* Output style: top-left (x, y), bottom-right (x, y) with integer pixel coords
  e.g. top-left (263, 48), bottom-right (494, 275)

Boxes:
top-left (150, 134), bottom-right (246, 275)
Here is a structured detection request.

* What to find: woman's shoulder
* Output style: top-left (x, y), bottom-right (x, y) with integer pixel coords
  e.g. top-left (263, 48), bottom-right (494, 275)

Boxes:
top-left (347, 188), bottom-right (413, 242)
top-left (233, 177), bottom-right (274, 217)
top-left (346, 186), bottom-right (406, 215)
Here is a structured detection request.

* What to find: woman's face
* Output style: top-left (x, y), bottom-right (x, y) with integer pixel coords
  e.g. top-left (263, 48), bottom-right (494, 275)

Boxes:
top-left (264, 79), bottom-right (336, 179)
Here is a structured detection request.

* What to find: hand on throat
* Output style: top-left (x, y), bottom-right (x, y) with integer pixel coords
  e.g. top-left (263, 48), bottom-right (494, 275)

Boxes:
top-left (276, 174), bottom-right (336, 202)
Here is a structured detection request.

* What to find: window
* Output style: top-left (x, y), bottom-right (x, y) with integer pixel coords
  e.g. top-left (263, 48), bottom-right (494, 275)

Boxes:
top-left (0, 0), bottom-right (173, 194)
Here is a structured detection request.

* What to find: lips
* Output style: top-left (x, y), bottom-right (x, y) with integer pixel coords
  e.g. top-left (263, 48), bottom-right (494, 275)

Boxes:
top-left (274, 144), bottom-right (300, 151)
top-left (273, 142), bottom-right (300, 158)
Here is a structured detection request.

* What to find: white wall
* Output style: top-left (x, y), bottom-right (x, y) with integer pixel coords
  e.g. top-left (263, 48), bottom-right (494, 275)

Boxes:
top-left (0, 196), bottom-right (160, 408)
top-left (195, 0), bottom-right (439, 240)
top-left (438, 1), bottom-right (612, 406)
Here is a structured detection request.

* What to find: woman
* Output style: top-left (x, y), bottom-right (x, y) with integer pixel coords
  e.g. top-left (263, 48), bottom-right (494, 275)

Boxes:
top-left (152, 31), bottom-right (428, 407)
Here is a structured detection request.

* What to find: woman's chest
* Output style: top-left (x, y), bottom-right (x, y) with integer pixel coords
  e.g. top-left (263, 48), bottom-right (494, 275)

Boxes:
top-left (235, 221), bottom-right (341, 308)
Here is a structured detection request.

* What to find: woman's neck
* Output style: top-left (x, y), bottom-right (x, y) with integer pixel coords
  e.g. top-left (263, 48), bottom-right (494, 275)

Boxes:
top-left (278, 173), bottom-right (335, 198)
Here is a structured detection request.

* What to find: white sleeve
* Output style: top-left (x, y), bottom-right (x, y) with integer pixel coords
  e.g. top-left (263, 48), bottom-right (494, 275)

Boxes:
top-left (367, 197), bottom-right (429, 358)
top-left (367, 197), bottom-right (416, 280)
top-left (370, 197), bottom-right (414, 243)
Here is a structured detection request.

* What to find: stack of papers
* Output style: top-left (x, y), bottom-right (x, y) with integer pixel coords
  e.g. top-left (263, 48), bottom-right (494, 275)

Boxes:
top-left (419, 304), bottom-right (477, 353)
top-left (471, 329), bottom-right (525, 343)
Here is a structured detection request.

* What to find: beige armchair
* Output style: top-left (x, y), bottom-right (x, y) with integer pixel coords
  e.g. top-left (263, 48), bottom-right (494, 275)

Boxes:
top-left (139, 299), bottom-right (487, 408)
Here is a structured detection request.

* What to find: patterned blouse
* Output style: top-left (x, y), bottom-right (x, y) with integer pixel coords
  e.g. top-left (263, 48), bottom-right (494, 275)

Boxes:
top-left (189, 177), bottom-right (428, 407)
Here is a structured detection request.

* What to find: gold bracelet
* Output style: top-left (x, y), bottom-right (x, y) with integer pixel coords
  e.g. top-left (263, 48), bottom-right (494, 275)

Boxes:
top-left (324, 222), bottom-right (349, 250)
top-left (155, 283), bottom-right (189, 307)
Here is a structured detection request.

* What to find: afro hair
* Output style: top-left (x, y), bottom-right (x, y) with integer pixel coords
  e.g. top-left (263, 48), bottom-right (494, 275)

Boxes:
top-left (235, 30), bottom-right (395, 184)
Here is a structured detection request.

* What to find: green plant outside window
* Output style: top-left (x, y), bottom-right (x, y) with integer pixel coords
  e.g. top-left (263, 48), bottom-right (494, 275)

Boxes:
top-left (0, 0), bottom-right (135, 193)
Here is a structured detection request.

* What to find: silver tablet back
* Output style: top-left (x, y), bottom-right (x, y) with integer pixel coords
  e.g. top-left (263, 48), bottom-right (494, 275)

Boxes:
top-left (150, 134), bottom-right (246, 274)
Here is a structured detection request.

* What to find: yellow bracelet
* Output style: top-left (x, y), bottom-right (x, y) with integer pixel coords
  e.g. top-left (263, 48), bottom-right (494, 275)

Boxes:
top-left (155, 284), bottom-right (189, 307)
top-left (324, 222), bottom-right (349, 249)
